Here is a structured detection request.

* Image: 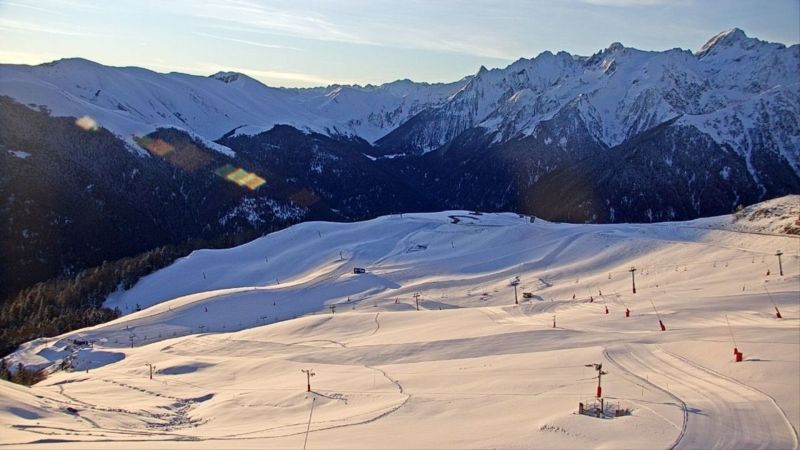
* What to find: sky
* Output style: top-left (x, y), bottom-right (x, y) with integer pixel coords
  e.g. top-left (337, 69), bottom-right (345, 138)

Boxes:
top-left (0, 0), bottom-right (798, 88)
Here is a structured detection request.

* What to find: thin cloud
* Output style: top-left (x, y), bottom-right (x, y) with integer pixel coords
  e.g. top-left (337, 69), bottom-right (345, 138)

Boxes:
top-left (167, 0), bottom-right (514, 59)
top-left (177, 0), bottom-right (367, 46)
top-left (580, 0), bottom-right (687, 6)
top-left (194, 32), bottom-right (302, 51)
top-left (2, 1), bottom-right (66, 15)
top-left (0, 18), bottom-right (89, 36)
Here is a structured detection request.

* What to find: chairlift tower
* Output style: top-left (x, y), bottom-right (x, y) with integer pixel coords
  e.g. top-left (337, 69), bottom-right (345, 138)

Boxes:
top-left (511, 277), bottom-right (520, 305)
top-left (145, 363), bottom-right (156, 380)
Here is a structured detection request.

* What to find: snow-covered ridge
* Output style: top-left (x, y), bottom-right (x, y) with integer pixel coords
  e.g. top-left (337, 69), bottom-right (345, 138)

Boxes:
top-left (0, 57), bottom-right (466, 144)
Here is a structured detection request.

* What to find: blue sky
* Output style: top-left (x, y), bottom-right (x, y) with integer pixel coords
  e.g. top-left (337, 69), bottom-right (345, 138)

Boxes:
top-left (0, 0), bottom-right (798, 87)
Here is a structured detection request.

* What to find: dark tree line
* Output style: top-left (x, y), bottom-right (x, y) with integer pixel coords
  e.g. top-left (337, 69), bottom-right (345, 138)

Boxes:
top-left (0, 230), bottom-right (266, 360)
top-left (0, 359), bottom-right (46, 386)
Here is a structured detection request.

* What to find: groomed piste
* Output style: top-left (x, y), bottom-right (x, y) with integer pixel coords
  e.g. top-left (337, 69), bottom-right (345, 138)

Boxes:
top-left (1, 196), bottom-right (799, 449)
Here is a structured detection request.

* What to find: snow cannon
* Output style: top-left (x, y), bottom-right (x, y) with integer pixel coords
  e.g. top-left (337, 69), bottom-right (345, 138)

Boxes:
top-left (659, 320), bottom-right (666, 331)
top-left (735, 351), bottom-right (743, 362)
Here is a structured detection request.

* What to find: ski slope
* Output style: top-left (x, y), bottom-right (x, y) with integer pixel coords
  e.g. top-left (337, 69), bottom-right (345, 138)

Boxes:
top-left (606, 344), bottom-right (797, 450)
top-left (1, 197), bottom-right (799, 448)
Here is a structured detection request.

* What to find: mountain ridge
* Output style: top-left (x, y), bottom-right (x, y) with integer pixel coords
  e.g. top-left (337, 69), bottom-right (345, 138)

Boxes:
top-left (1, 29), bottom-right (796, 151)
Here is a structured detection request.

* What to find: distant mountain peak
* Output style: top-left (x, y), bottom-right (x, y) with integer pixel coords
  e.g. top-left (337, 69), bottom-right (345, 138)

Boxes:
top-left (40, 57), bottom-right (102, 69)
top-left (210, 71), bottom-right (244, 83)
top-left (696, 27), bottom-right (757, 57)
top-left (606, 42), bottom-right (625, 53)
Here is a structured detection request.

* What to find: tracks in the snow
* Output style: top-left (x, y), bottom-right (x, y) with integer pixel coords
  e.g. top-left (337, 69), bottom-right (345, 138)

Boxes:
top-left (605, 344), bottom-right (798, 450)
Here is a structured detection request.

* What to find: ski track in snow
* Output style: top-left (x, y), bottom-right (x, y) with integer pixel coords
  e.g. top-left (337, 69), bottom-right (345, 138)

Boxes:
top-left (605, 344), bottom-right (798, 450)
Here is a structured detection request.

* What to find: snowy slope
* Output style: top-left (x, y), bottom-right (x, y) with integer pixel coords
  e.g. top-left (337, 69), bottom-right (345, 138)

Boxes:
top-left (1, 196), bottom-right (798, 448)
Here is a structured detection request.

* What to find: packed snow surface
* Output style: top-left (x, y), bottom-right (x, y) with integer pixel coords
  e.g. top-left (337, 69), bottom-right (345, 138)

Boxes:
top-left (1, 198), bottom-right (799, 448)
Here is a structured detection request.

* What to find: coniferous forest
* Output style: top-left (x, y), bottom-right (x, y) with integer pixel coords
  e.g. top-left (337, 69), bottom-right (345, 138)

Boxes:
top-left (0, 231), bottom-right (265, 359)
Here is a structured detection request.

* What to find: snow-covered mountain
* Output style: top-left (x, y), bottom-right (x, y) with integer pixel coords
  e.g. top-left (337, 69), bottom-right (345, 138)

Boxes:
top-left (0, 28), bottom-right (796, 183)
top-left (0, 58), bottom-right (466, 145)
top-left (379, 29), bottom-right (798, 170)
top-left (374, 29), bottom-right (798, 222)
top-left (1, 29), bottom-right (796, 162)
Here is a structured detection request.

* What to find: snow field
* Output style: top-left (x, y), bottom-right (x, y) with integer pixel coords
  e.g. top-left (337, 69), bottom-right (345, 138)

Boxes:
top-left (1, 203), bottom-right (799, 448)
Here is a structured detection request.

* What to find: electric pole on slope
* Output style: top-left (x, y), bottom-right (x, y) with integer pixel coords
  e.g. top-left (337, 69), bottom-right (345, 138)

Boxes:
top-left (301, 368), bottom-right (315, 392)
top-left (776, 250), bottom-right (784, 276)
top-left (629, 267), bottom-right (637, 294)
top-left (413, 292), bottom-right (421, 311)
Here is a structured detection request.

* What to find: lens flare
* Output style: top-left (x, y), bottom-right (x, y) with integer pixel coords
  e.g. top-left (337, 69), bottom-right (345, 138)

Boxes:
top-left (75, 115), bottom-right (99, 131)
top-left (138, 136), bottom-right (174, 157)
top-left (136, 136), bottom-right (214, 171)
top-left (215, 164), bottom-right (266, 190)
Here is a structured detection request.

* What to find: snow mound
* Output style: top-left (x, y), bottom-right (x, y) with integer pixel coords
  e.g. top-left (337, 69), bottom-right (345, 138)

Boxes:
top-left (688, 195), bottom-right (800, 235)
top-left (731, 195), bottom-right (800, 235)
